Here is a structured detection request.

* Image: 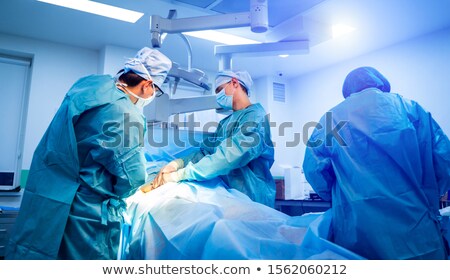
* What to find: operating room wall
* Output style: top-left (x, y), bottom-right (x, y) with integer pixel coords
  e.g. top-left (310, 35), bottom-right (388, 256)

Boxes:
top-left (254, 75), bottom-right (300, 177)
top-left (0, 33), bottom-right (99, 170)
top-left (99, 45), bottom-right (136, 76)
top-left (289, 27), bottom-right (450, 168)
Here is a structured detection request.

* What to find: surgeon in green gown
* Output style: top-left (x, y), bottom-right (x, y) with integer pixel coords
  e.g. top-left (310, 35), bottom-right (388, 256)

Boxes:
top-left (6, 47), bottom-right (172, 259)
top-left (145, 70), bottom-right (276, 208)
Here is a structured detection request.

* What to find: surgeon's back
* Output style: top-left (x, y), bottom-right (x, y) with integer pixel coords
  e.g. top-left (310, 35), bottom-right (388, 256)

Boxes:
top-left (303, 67), bottom-right (450, 260)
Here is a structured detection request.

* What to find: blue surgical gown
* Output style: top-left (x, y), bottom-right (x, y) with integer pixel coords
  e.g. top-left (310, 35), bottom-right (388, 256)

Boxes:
top-left (181, 103), bottom-right (276, 207)
top-left (6, 75), bottom-right (147, 259)
top-left (303, 88), bottom-right (450, 259)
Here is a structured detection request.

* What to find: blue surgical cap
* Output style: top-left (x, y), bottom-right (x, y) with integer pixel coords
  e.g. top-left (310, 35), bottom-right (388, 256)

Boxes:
top-left (342, 67), bottom-right (391, 98)
top-left (123, 47), bottom-right (172, 90)
top-left (215, 70), bottom-right (253, 94)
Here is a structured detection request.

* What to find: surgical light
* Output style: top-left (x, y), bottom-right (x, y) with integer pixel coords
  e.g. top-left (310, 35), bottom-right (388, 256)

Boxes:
top-left (332, 24), bottom-right (356, 38)
top-left (36, 0), bottom-right (144, 23)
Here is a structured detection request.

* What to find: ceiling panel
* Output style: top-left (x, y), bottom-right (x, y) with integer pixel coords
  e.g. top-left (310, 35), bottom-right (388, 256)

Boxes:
top-left (176, 0), bottom-right (218, 9)
top-left (266, 0), bottom-right (327, 26)
top-left (211, 1), bottom-right (249, 14)
top-left (1, 0), bottom-right (449, 79)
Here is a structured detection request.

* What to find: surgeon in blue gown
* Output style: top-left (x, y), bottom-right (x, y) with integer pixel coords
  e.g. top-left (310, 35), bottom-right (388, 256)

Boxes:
top-left (6, 47), bottom-right (172, 259)
top-left (303, 66), bottom-right (450, 259)
top-left (145, 70), bottom-right (276, 207)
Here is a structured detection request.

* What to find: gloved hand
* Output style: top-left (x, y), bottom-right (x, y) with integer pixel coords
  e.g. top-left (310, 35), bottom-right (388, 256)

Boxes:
top-left (139, 181), bottom-right (154, 193)
top-left (141, 168), bottom-right (185, 193)
top-left (161, 159), bottom-right (184, 173)
top-left (140, 160), bottom-right (184, 193)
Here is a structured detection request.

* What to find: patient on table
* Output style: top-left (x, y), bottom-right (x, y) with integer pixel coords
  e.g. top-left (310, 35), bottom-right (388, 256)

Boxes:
top-left (119, 130), bottom-right (362, 260)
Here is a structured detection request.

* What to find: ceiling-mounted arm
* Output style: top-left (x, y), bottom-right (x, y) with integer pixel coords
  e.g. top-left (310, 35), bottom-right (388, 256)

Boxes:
top-left (150, 0), bottom-right (269, 48)
top-left (157, 10), bottom-right (193, 71)
top-left (215, 41), bottom-right (310, 71)
top-left (151, 13), bottom-right (250, 48)
top-left (218, 54), bottom-right (232, 71)
top-left (177, 33), bottom-right (192, 71)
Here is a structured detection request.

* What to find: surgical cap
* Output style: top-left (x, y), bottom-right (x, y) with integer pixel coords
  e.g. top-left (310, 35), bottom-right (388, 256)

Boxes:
top-left (123, 47), bottom-right (172, 90)
top-left (215, 70), bottom-right (253, 94)
top-left (342, 66), bottom-right (391, 98)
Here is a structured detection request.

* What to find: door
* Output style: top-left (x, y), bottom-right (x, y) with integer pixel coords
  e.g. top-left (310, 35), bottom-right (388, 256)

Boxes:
top-left (0, 55), bottom-right (31, 190)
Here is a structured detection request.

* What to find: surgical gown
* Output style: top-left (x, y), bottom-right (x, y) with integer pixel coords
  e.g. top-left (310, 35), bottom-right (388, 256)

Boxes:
top-left (6, 75), bottom-right (147, 259)
top-left (181, 103), bottom-right (276, 207)
top-left (303, 88), bottom-right (450, 259)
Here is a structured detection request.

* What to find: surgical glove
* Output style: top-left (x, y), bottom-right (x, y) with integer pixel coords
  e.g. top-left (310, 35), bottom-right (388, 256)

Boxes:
top-left (162, 169), bottom-right (183, 184)
top-left (148, 168), bottom-right (186, 191)
top-left (161, 159), bottom-right (184, 173)
top-left (140, 181), bottom-right (155, 193)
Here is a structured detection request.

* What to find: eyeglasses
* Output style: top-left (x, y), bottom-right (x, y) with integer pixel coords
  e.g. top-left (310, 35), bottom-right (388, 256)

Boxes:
top-left (154, 85), bottom-right (164, 97)
top-left (149, 81), bottom-right (164, 97)
top-left (215, 82), bottom-right (230, 94)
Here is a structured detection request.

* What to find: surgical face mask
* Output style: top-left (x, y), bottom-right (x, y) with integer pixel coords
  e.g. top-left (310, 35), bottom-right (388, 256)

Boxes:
top-left (117, 83), bottom-right (156, 109)
top-left (129, 91), bottom-right (155, 109)
top-left (216, 84), bottom-right (233, 110)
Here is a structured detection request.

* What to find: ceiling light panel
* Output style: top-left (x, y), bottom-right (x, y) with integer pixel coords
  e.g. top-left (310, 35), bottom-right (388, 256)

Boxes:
top-left (37, 0), bottom-right (144, 23)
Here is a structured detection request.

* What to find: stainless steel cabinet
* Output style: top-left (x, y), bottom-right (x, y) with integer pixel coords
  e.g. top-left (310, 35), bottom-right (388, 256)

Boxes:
top-left (0, 209), bottom-right (19, 257)
top-left (0, 190), bottom-right (23, 258)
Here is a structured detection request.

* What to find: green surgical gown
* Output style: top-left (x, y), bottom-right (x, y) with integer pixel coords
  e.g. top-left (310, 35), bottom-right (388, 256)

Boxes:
top-left (181, 103), bottom-right (276, 207)
top-left (6, 75), bottom-right (147, 259)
